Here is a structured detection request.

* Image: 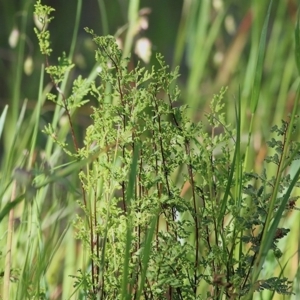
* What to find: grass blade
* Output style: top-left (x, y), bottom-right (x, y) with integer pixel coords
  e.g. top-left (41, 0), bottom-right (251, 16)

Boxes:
top-left (295, 10), bottom-right (300, 75)
top-left (135, 215), bottom-right (157, 299)
top-left (250, 83), bottom-right (300, 294)
top-left (244, 0), bottom-right (273, 171)
top-left (0, 105), bottom-right (8, 139)
top-left (121, 145), bottom-right (139, 299)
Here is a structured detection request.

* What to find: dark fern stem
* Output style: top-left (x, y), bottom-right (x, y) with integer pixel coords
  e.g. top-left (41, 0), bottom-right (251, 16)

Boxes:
top-left (167, 92), bottom-right (200, 295)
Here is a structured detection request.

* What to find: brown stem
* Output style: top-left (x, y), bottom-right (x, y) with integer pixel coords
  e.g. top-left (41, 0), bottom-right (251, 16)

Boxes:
top-left (167, 93), bottom-right (200, 292)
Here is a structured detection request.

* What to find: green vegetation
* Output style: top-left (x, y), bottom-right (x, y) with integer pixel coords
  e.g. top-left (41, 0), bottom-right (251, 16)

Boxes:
top-left (1, 0), bottom-right (300, 299)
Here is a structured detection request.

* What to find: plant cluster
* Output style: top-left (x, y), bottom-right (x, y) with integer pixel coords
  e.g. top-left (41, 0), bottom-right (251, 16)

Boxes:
top-left (12, 1), bottom-right (299, 299)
